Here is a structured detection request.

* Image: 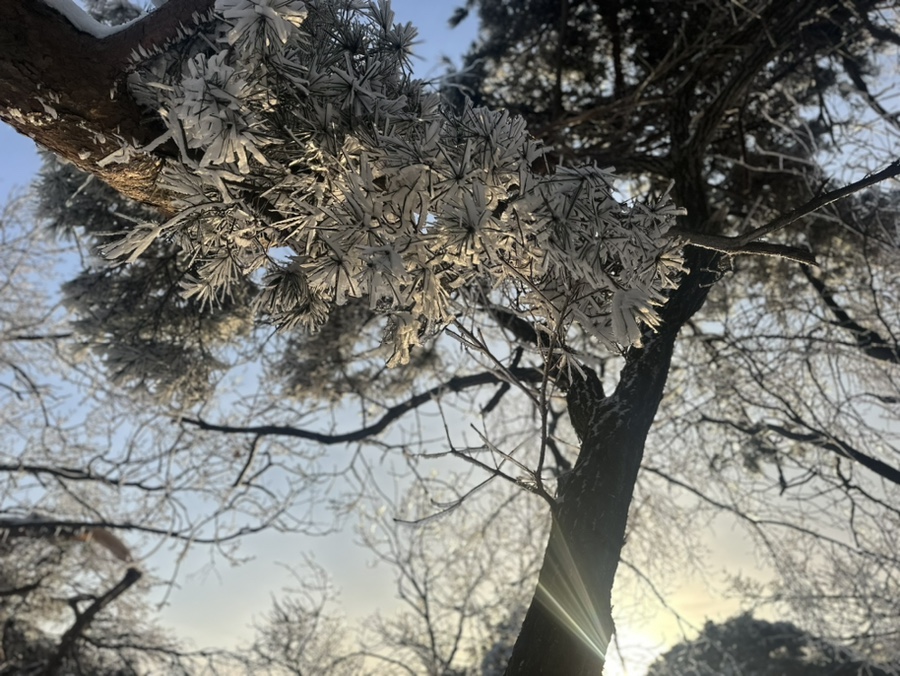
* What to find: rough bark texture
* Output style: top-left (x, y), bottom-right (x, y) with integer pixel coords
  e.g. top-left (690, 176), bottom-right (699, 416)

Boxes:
top-left (0, 0), bottom-right (214, 213)
top-left (505, 247), bottom-right (722, 676)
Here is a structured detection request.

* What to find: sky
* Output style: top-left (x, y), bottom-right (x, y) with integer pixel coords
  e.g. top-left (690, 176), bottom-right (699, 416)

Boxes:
top-left (0, 127), bottom-right (42, 201)
top-left (0, 2), bottom-right (755, 674)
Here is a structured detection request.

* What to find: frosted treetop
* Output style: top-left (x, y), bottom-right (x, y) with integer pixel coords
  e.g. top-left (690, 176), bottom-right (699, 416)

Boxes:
top-left (107, 0), bottom-right (685, 365)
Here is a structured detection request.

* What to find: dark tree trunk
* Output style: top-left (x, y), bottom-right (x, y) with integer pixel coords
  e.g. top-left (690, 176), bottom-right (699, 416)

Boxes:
top-left (505, 249), bottom-right (721, 676)
top-left (0, 0), bottom-right (214, 213)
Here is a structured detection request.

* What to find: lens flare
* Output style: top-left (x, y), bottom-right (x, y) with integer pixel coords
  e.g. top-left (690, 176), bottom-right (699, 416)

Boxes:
top-left (536, 529), bottom-right (611, 662)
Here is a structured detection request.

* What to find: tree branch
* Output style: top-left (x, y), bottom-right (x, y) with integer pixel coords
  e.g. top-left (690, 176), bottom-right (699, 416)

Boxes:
top-left (182, 368), bottom-right (544, 444)
top-left (488, 306), bottom-right (541, 346)
top-left (0, 517), bottom-right (272, 545)
top-left (0, 0), bottom-right (215, 212)
top-left (0, 463), bottom-right (169, 492)
top-left (672, 160), bottom-right (900, 257)
top-left (42, 567), bottom-right (142, 676)
top-left (841, 54), bottom-right (900, 131)
top-left (801, 265), bottom-right (899, 363)
top-left (700, 415), bottom-right (900, 487)
top-left (4, 333), bottom-right (73, 342)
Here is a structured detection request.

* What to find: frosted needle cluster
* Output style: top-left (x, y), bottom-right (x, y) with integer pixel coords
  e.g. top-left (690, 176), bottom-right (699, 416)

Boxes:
top-left (111, 0), bottom-right (685, 365)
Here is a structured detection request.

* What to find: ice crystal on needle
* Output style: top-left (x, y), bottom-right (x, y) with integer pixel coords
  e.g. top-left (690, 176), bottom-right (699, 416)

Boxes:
top-left (117, 0), bottom-right (684, 365)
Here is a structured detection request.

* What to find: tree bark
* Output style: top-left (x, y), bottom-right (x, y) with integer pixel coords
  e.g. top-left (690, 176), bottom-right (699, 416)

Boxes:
top-left (0, 0), bottom-right (214, 213)
top-left (505, 249), bottom-right (721, 675)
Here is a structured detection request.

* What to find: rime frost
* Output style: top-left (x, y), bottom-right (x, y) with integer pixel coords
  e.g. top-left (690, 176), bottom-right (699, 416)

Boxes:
top-left (115, 0), bottom-right (685, 365)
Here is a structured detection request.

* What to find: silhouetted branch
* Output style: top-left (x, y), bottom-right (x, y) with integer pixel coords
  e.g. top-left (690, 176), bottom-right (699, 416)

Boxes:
top-left (673, 160), bottom-right (900, 258)
top-left (42, 567), bottom-right (142, 676)
top-left (801, 266), bottom-right (899, 363)
top-left (0, 463), bottom-right (169, 491)
top-left (0, 517), bottom-right (274, 545)
top-left (182, 368), bottom-right (544, 444)
top-left (700, 415), bottom-right (900, 486)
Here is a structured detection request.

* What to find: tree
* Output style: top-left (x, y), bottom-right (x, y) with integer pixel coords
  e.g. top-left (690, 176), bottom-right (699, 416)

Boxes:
top-left (0, 174), bottom-right (251, 676)
top-left (647, 613), bottom-right (896, 675)
top-left (2, 0), bottom-right (900, 675)
top-left (451, 0), bottom-right (900, 671)
top-left (248, 483), bottom-right (545, 675)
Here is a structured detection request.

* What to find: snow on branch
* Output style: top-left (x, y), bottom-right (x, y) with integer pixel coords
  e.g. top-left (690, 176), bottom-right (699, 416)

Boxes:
top-left (109, 0), bottom-right (685, 365)
top-left (41, 0), bottom-right (141, 38)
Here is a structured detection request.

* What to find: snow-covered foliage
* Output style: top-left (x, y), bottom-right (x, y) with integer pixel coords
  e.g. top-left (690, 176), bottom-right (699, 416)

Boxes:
top-left (112, 0), bottom-right (684, 367)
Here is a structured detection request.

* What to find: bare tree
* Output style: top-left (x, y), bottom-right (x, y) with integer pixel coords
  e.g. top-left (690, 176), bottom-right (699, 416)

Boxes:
top-left (248, 474), bottom-right (547, 675)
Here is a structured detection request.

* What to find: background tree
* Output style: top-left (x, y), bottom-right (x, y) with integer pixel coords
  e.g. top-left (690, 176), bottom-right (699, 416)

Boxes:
top-left (0, 175), bottom-right (253, 675)
top-left (1, 0), bottom-right (899, 675)
top-left (0, 537), bottom-right (169, 675)
top-left (246, 473), bottom-right (546, 675)
top-left (647, 613), bottom-right (896, 676)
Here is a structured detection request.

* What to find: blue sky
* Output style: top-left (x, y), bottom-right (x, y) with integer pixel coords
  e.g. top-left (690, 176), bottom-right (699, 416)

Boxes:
top-left (0, 126), bottom-right (42, 199)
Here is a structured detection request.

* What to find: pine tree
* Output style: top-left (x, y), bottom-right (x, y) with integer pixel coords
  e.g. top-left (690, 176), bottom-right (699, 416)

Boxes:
top-left (2, 1), bottom-right (900, 674)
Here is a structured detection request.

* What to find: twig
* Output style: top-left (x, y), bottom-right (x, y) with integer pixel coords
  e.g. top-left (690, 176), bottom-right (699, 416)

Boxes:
top-left (231, 434), bottom-right (261, 487)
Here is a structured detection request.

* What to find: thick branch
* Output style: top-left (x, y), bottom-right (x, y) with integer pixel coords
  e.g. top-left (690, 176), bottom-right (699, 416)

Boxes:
top-left (672, 160), bottom-right (900, 254)
top-left (488, 306), bottom-right (542, 347)
top-left (686, 2), bottom-right (820, 156)
top-left (801, 266), bottom-right (899, 364)
top-left (765, 422), bottom-right (900, 486)
top-left (0, 0), bottom-right (215, 212)
top-left (676, 240), bottom-right (817, 266)
top-left (701, 415), bottom-right (900, 486)
top-left (841, 54), bottom-right (900, 131)
top-left (42, 567), bottom-right (142, 676)
top-left (182, 368), bottom-right (544, 444)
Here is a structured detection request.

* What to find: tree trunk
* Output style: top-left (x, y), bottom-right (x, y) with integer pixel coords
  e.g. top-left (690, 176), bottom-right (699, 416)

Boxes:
top-left (505, 249), bottom-right (720, 675)
top-left (0, 0), bottom-right (213, 213)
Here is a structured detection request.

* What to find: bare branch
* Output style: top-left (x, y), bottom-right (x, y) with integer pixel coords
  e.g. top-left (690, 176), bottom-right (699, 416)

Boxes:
top-left (672, 160), bottom-right (900, 255)
top-left (182, 368), bottom-right (544, 444)
top-left (0, 517), bottom-right (275, 545)
top-left (699, 415), bottom-right (900, 487)
top-left (42, 567), bottom-right (142, 676)
top-left (801, 265), bottom-right (899, 364)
